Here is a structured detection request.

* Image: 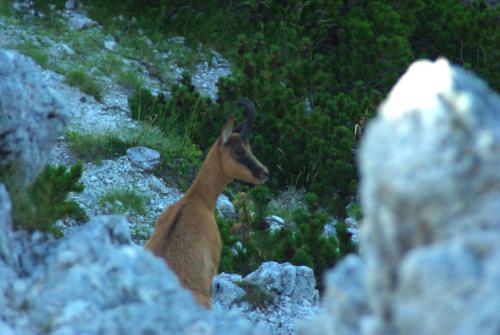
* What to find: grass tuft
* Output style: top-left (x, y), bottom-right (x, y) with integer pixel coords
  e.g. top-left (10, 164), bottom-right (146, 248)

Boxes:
top-left (16, 40), bottom-right (49, 68)
top-left (99, 187), bottom-right (147, 215)
top-left (65, 69), bottom-right (103, 102)
top-left (116, 70), bottom-right (144, 90)
top-left (235, 280), bottom-right (274, 310)
top-left (65, 130), bottom-right (129, 163)
top-left (65, 125), bottom-right (201, 189)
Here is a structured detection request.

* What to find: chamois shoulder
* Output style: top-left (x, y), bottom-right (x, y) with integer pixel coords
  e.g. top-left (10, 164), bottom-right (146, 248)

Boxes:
top-left (145, 202), bottom-right (184, 256)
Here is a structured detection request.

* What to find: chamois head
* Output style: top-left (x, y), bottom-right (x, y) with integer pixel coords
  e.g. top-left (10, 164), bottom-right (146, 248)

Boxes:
top-left (219, 99), bottom-right (269, 185)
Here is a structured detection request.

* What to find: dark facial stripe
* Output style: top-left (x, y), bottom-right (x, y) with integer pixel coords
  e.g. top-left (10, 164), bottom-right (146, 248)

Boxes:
top-left (236, 155), bottom-right (262, 179)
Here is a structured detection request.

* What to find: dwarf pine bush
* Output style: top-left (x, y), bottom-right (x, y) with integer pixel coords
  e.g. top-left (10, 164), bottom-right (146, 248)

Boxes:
top-left (217, 187), bottom-right (356, 289)
top-left (124, 0), bottom-right (498, 215)
top-left (4, 162), bottom-right (87, 238)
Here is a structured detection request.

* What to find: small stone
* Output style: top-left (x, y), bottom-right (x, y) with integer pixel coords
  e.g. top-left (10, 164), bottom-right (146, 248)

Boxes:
top-left (104, 40), bottom-right (117, 51)
top-left (126, 147), bottom-right (161, 172)
top-left (148, 176), bottom-right (169, 195)
top-left (65, 0), bottom-right (76, 10)
top-left (57, 250), bottom-right (78, 266)
top-left (322, 220), bottom-right (337, 237)
top-left (67, 13), bottom-right (98, 30)
top-left (216, 194), bottom-right (235, 219)
top-left (265, 215), bottom-right (285, 232)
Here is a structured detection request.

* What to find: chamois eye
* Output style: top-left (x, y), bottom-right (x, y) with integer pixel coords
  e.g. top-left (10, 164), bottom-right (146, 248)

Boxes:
top-left (234, 146), bottom-right (246, 158)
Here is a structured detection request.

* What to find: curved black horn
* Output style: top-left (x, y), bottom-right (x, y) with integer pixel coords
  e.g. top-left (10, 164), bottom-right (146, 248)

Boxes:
top-left (238, 98), bottom-right (256, 141)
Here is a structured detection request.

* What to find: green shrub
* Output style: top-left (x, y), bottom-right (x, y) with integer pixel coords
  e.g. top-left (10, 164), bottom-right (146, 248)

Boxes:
top-left (218, 188), bottom-right (356, 289)
top-left (124, 0), bottom-right (499, 216)
top-left (4, 162), bottom-right (87, 237)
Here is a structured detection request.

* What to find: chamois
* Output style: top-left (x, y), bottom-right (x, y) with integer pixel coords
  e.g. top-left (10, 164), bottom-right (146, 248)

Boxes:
top-left (145, 99), bottom-right (269, 308)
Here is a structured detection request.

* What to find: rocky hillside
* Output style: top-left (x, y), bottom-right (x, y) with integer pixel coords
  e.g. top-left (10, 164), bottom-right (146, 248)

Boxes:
top-left (0, 2), bottom-right (322, 334)
top-left (1, 1), bottom-right (500, 335)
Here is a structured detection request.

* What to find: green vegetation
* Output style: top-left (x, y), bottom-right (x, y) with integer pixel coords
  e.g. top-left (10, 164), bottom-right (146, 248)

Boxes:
top-left (16, 40), bottom-right (49, 68)
top-left (2, 162), bottom-right (87, 238)
top-left (218, 186), bottom-right (357, 289)
top-left (97, 53), bottom-right (124, 76)
top-left (120, 0), bottom-right (499, 216)
top-left (65, 130), bottom-right (130, 163)
top-left (0, 0), bottom-right (12, 16)
top-left (65, 125), bottom-right (201, 188)
top-left (99, 187), bottom-right (147, 215)
top-left (116, 70), bottom-right (144, 90)
top-left (6, 0), bottom-right (495, 281)
top-left (235, 281), bottom-right (274, 310)
top-left (65, 69), bottom-right (103, 102)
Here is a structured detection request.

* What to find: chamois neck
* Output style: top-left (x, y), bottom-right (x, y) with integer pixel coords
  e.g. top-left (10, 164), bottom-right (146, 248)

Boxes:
top-left (184, 140), bottom-right (232, 211)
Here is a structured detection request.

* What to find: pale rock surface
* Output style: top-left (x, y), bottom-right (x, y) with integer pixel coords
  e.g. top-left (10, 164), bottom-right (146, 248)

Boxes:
top-left (126, 146), bottom-right (161, 172)
top-left (213, 262), bottom-right (320, 335)
top-left (266, 215), bottom-right (285, 231)
top-left (0, 184), bottom-right (18, 269)
top-left (66, 12), bottom-right (98, 30)
top-left (299, 59), bottom-right (500, 335)
top-left (216, 193), bottom-right (236, 218)
top-left (0, 50), bottom-right (69, 183)
top-left (65, 0), bottom-right (77, 11)
top-left (244, 262), bottom-right (319, 304)
top-left (49, 43), bottom-right (75, 59)
top-left (0, 214), bottom-right (267, 335)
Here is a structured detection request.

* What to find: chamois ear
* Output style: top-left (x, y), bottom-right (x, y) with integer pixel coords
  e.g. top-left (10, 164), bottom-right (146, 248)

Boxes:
top-left (221, 117), bottom-right (235, 144)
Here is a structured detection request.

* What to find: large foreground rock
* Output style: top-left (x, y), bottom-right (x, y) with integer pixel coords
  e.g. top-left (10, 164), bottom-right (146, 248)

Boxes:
top-left (300, 59), bottom-right (500, 334)
top-left (0, 214), bottom-right (265, 335)
top-left (0, 184), bottom-right (18, 269)
top-left (0, 49), bottom-right (68, 183)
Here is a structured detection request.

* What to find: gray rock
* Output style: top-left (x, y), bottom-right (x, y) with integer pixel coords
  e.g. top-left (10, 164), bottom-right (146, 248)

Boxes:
top-left (49, 43), bottom-right (75, 59)
top-left (192, 56), bottom-right (231, 100)
top-left (360, 58), bottom-right (500, 333)
top-left (298, 255), bottom-right (368, 335)
top-left (244, 261), bottom-right (319, 305)
top-left (396, 233), bottom-right (500, 335)
top-left (0, 185), bottom-right (18, 269)
top-left (148, 176), bottom-right (170, 194)
top-left (216, 194), bottom-right (236, 218)
top-left (104, 39), bottom-right (117, 51)
top-left (266, 215), bottom-right (285, 232)
top-left (0, 321), bottom-right (15, 335)
top-left (0, 49), bottom-right (68, 183)
top-left (64, 0), bottom-right (76, 10)
top-left (67, 13), bottom-right (98, 30)
top-left (301, 58), bottom-right (500, 335)
top-left (213, 262), bottom-right (320, 334)
top-left (212, 273), bottom-right (245, 309)
top-left (0, 215), bottom-right (265, 334)
top-left (126, 146), bottom-right (161, 172)
top-left (323, 219), bottom-right (337, 237)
